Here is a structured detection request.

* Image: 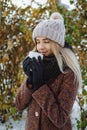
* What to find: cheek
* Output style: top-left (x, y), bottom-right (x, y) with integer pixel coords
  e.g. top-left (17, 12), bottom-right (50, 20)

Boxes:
top-left (36, 44), bottom-right (39, 50)
top-left (46, 44), bottom-right (51, 51)
top-left (49, 45), bottom-right (53, 54)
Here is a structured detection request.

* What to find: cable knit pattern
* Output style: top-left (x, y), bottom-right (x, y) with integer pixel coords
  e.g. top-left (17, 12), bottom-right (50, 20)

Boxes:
top-left (32, 12), bottom-right (65, 47)
top-left (15, 68), bottom-right (78, 130)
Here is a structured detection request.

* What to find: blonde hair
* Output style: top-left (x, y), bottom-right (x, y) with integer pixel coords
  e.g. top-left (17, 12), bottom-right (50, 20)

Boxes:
top-left (33, 42), bottom-right (82, 89)
top-left (51, 43), bottom-right (82, 89)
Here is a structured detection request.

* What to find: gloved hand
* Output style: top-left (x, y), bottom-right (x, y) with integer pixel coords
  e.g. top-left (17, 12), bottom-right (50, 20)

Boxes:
top-left (32, 56), bottom-right (44, 91)
top-left (23, 56), bottom-right (33, 84)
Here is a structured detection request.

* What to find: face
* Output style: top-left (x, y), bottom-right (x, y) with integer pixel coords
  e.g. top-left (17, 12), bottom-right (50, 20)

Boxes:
top-left (35, 37), bottom-right (53, 56)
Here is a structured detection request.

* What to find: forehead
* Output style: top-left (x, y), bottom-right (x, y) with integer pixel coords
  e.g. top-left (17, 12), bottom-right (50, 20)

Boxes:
top-left (36, 37), bottom-right (50, 40)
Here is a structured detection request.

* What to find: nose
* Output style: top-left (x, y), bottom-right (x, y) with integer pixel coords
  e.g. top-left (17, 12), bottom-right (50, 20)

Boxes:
top-left (39, 43), bottom-right (44, 50)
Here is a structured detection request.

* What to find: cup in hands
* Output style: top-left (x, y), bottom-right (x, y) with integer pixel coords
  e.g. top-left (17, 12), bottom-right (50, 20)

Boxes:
top-left (26, 51), bottom-right (43, 72)
top-left (28, 51), bottom-right (43, 60)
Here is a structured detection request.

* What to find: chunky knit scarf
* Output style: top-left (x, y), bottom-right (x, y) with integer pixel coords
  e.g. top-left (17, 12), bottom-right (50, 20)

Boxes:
top-left (43, 55), bottom-right (61, 83)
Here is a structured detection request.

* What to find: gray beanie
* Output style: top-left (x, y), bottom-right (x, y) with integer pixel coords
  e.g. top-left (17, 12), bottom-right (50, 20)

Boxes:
top-left (32, 12), bottom-right (66, 47)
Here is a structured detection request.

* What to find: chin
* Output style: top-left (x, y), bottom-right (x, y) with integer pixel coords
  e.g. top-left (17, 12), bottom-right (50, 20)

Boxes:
top-left (43, 53), bottom-right (48, 56)
top-left (44, 54), bottom-right (51, 57)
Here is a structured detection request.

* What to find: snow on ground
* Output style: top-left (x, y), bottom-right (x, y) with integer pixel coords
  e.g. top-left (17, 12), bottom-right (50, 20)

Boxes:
top-left (0, 113), bottom-right (26, 130)
top-left (0, 101), bottom-right (82, 130)
top-left (0, 118), bottom-right (25, 130)
top-left (1, 87), bottom-right (87, 130)
top-left (71, 99), bottom-right (81, 130)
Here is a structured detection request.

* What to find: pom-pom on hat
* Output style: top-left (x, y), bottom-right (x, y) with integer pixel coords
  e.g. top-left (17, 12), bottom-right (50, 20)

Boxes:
top-left (32, 12), bottom-right (66, 47)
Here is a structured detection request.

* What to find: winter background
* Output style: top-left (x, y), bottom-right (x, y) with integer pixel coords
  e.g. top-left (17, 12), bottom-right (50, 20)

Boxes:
top-left (0, 99), bottom-right (83, 130)
top-left (0, 0), bottom-right (87, 130)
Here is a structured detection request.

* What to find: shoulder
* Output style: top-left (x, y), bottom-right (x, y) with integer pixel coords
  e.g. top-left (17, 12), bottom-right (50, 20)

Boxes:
top-left (63, 67), bottom-right (75, 78)
top-left (60, 67), bottom-right (77, 88)
top-left (56, 67), bottom-right (76, 84)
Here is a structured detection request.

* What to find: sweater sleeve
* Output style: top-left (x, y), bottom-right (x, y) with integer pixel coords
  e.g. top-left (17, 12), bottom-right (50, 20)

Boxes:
top-left (32, 70), bottom-right (78, 128)
top-left (15, 77), bottom-right (33, 111)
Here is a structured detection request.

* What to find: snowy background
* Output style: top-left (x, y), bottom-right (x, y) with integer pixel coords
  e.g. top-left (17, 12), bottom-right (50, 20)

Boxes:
top-left (1, 87), bottom-right (87, 130)
top-left (0, 100), bottom-right (82, 130)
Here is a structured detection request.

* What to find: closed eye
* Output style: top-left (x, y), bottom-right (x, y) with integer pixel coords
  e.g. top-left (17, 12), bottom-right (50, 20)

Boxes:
top-left (44, 40), bottom-right (50, 43)
top-left (36, 40), bottom-right (50, 44)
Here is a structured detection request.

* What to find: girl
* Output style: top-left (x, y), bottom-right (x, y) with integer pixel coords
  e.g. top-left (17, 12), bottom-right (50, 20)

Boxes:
top-left (15, 12), bottom-right (82, 130)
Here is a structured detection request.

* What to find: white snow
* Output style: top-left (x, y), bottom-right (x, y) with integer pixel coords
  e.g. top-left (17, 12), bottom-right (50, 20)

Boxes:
top-left (0, 88), bottom-right (87, 130)
top-left (0, 118), bottom-right (25, 130)
top-left (0, 112), bottom-right (26, 130)
top-left (0, 102), bottom-right (81, 130)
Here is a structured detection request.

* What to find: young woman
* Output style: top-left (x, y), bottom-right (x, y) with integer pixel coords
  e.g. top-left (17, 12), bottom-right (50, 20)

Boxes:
top-left (15, 12), bottom-right (82, 130)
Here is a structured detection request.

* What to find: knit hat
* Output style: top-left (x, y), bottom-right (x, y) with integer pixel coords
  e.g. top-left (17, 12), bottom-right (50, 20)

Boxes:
top-left (32, 12), bottom-right (66, 47)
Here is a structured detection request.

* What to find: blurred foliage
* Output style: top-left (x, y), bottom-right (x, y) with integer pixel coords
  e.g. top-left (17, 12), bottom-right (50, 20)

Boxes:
top-left (0, 0), bottom-right (87, 129)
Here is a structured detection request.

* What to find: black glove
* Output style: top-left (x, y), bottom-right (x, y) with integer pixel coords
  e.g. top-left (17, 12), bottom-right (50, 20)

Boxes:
top-left (32, 56), bottom-right (44, 91)
top-left (23, 56), bottom-right (33, 84)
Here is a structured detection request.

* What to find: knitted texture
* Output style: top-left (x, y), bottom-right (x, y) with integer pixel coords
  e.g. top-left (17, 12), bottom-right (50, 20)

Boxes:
top-left (43, 55), bottom-right (61, 82)
top-left (32, 12), bottom-right (66, 47)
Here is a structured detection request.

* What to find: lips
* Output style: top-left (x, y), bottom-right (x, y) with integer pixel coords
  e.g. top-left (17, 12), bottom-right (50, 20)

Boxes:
top-left (41, 52), bottom-right (47, 55)
top-left (39, 51), bottom-right (48, 56)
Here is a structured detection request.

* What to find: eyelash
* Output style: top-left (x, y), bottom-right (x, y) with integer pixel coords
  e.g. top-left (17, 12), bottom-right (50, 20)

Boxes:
top-left (36, 41), bottom-right (49, 44)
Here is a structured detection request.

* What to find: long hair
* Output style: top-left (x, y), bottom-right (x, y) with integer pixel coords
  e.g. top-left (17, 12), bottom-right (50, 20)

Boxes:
top-left (33, 42), bottom-right (82, 89)
top-left (51, 43), bottom-right (82, 89)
